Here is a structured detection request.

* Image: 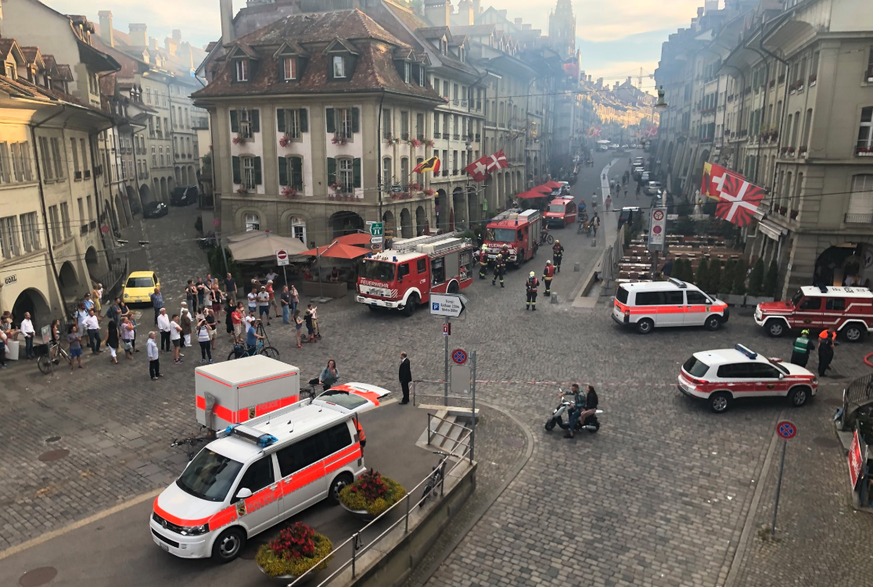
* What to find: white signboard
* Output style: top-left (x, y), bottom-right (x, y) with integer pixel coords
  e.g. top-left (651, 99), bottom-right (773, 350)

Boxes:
top-left (649, 207), bottom-right (667, 251)
top-left (430, 293), bottom-right (468, 317)
top-left (275, 249), bottom-right (290, 266)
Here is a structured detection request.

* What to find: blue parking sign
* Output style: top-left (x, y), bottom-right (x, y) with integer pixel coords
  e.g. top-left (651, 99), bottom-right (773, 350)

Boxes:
top-left (432, 302), bottom-right (439, 311)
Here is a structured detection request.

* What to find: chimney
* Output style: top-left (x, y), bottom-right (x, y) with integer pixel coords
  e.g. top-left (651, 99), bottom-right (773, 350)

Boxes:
top-left (165, 37), bottom-right (178, 56)
top-left (627, 76), bottom-right (632, 86)
top-left (98, 10), bottom-right (114, 47)
top-left (220, 0), bottom-right (235, 46)
top-left (514, 17), bottom-right (522, 26)
top-left (457, 0), bottom-right (473, 25)
top-left (424, 0), bottom-right (451, 27)
top-left (172, 29), bottom-right (182, 43)
top-left (129, 23), bottom-right (147, 46)
top-left (150, 37), bottom-right (158, 50)
top-left (705, 0), bottom-right (718, 13)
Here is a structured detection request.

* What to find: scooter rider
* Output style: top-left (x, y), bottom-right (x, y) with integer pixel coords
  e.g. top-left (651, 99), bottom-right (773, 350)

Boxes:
top-left (561, 384), bottom-right (586, 439)
top-left (565, 384), bottom-right (599, 439)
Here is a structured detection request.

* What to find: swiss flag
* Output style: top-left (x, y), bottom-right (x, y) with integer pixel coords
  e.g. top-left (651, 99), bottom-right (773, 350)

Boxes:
top-left (465, 154), bottom-right (491, 182)
top-left (715, 173), bottom-right (765, 227)
top-left (486, 150), bottom-right (509, 172)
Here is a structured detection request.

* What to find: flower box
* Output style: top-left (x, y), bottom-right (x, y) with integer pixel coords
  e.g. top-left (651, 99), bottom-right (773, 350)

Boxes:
top-left (409, 138), bottom-right (422, 148)
top-left (236, 187), bottom-right (248, 195)
top-left (255, 523), bottom-right (332, 580)
top-left (808, 75), bottom-right (817, 87)
top-left (331, 135), bottom-right (348, 146)
top-left (232, 136), bottom-right (246, 145)
top-left (423, 188), bottom-right (434, 196)
top-left (424, 139), bottom-right (435, 148)
top-left (798, 147), bottom-right (808, 158)
top-left (338, 470), bottom-right (406, 517)
top-left (282, 186), bottom-right (298, 198)
top-left (279, 135), bottom-right (291, 148)
top-left (856, 147), bottom-right (873, 157)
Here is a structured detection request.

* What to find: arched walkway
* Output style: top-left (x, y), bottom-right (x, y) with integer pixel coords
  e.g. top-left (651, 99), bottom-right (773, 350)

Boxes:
top-left (815, 243), bottom-right (869, 287)
top-left (139, 183), bottom-right (155, 208)
top-left (382, 210), bottom-right (396, 239)
top-left (168, 176), bottom-right (176, 194)
top-left (12, 288), bottom-right (51, 330)
top-left (58, 261), bottom-right (85, 301)
top-left (452, 187), bottom-right (467, 229)
top-left (175, 167), bottom-right (182, 185)
top-left (436, 189), bottom-right (449, 233)
top-left (160, 177), bottom-right (168, 200)
top-left (400, 208), bottom-right (413, 238)
top-left (415, 206), bottom-right (427, 236)
top-left (126, 185), bottom-right (139, 216)
top-left (153, 178), bottom-right (160, 202)
top-left (85, 246), bottom-right (103, 285)
top-left (328, 211), bottom-right (364, 238)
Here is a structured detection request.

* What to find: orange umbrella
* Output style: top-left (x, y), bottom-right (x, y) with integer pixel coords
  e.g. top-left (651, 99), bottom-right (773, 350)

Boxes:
top-left (542, 180), bottom-right (563, 189)
top-left (300, 242), bottom-right (370, 260)
top-left (333, 232), bottom-right (372, 247)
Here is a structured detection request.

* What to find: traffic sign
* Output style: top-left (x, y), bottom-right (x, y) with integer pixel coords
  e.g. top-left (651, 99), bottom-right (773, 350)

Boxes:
top-left (452, 348), bottom-right (468, 365)
top-left (430, 293), bottom-right (468, 317)
top-left (776, 420), bottom-right (796, 440)
top-left (213, 218), bottom-right (220, 227)
top-left (370, 236), bottom-right (383, 245)
top-left (649, 207), bottom-right (667, 250)
top-left (443, 322), bottom-right (451, 336)
top-left (370, 223), bottom-right (384, 237)
top-left (275, 249), bottom-right (290, 267)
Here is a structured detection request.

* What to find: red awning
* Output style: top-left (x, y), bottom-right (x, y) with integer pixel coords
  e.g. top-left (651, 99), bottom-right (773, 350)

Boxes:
top-left (515, 190), bottom-right (550, 200)
top-left (542, 180), bottom-right (563, 189)
top-left (532, 184), bottom-right (552, 194)
top-left (333, 233), bottom-right (372, 247)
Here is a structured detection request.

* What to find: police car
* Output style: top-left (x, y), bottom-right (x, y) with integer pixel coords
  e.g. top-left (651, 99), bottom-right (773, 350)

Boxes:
top-left (677, 344), bottom-right (817, 413)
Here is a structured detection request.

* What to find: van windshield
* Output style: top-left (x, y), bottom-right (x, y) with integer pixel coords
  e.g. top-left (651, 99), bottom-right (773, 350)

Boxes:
top-left (317, 389), bottom-right (370, 410)
top-left (548, 204), bottom-right (565, 212)
top-left (359, 260), bottom-right (396, 282)
top-left (176, 449), bottom-right (243, 502)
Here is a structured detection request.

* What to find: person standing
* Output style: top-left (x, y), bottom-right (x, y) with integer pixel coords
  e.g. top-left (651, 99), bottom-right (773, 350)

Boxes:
top-left (195, 276), bottom-right (206, 310)
top-left (232, 303), bottom-right (244, 343)
top-left (289, 284), bottom-right (299, 316)
top-left (205, 308), bottom-right (217, 350)
top-left (542, 260), bottom-right (556, 297)
top-left (293, 309), bottom-right (304, 348)
top-left (399, 351), bottom-right (412, 405)
top-left (120, 317), bottom-right (135, 360)
top-left (525, 271), bottom-right (540, 311)
top-left (180, 305), bottom-right (192, 349)
top-left (281, 286), bottom-right (291, 324)
top-left (83, 309), bottom-right (101, 354)
top-left (224, 272), bottom-right (237, 305)
top-left (150, 287), bottom-right (164, 326)
top-left (104, 319), bottom-right (120, 364)
top-left (67, 325), bottom-right (83, 371)
top-left (492, 254), bottom-right (506, 288)
top-left (106, 298), bottom-right (121, 325)
top-left (157, 308), bottom-right (171, 353)
top-left (790, 329), bottom-right (815, 367)
top-left (224, 299), bottom-right (235, 342)
top-left (318, 359), bottom-right (340, 391)
top-left (196, 314), bottom-right (213, 364)
top-left (552, 240), bottom-right (564, 273)
top-left (818, 327), bottom-right (837, 376)
top-left (257, 286), bottom-right (271, 325)
top-left (20, 312), bottom-right (35, 359)
top-left (267, 280), bottom-right (280, 318)
top-left (247, 287), bottom-right (258, 315)
top-left (170, 314), bottom-right (183, 364)
top-left (210, 283), bottom-right (223, 321)
top-left (147, 331), bottom-right (160, 380)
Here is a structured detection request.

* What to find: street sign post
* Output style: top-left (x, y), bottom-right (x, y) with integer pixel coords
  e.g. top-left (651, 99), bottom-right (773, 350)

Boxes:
top-left (275, 249), bottom-right (290, 266)
top-left (452, 348), bottom-right (468, 365)
top-left (649, 208), bottom-right (666, 250)
top-left (369, 222), bottom-right (384, 237)
top-left (771, 420), bottom-right (797, 536)
top-left (430, 293), bottom-right (467, 317)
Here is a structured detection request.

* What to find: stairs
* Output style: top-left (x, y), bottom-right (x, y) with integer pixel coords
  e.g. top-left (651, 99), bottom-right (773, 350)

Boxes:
top-left (415, 408), bottom-right (475, 457)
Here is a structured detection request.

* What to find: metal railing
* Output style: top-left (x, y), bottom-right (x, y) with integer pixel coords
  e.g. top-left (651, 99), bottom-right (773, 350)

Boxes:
top-left (286, 425), bottom-right (473, 587)
top-left (840, 373), bottom-right (873, 430)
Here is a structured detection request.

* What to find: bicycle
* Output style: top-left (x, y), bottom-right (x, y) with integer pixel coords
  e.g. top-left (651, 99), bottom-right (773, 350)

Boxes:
top-left (540, 230), bottom-right (555, 246)
top-left (226, 338), bottom-right (279, 361)
top-left (171, 434), bottom-right (209, 461)
top-left (37, 341), bottom-right (72, 374)
top-left (419, 451), bottom-right (451, 508)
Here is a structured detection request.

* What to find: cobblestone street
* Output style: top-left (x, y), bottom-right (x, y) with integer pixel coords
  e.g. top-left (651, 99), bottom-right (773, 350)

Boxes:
top-left (2, 154), bottom-right (872, 586)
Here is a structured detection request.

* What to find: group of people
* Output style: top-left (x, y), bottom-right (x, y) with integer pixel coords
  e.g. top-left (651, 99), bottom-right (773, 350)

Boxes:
top-left (790, 327), bottom-right (838, 377)
top-left (0, 310), bottom-right (34, 367)
top-left (524, 243), bottom-right (566, 311)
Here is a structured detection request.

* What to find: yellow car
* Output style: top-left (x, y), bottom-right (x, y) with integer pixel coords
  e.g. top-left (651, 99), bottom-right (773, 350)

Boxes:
top-left (123, 271), bottom-right (160, 304)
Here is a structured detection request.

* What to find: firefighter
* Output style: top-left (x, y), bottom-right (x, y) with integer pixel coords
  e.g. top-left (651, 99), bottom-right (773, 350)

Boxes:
top-left (525, 271), bottom-right (539, 311)
top-left (552, 240), bottom-right (564, 272)
top-left (500, 244), bottom-right (510, 261)
top-left (479, 250), bottom-right (489, 279)
top-left (543, 260), bottom-right (556, 296)
top-left (492, 254), bottom-right (506, 288)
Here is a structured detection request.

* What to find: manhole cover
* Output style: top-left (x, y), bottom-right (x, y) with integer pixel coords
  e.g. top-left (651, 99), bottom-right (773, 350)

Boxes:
top-left (38, 449), bottom-right (69, 462)
top-left (822, 398), bottom-right (843, 406)
top-left (813, 436), bottom-right (840, 448)
top-left (19, 567), bottom-right (57, 587)
top-left (45, 436), bottom-right (61, 443)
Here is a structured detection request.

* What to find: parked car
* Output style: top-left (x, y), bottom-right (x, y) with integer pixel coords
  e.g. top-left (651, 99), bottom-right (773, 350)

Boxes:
top-left (170, 186), bottom-right (198, 206)
top-left (632, 166), bottom-right (645, 178)
top-left (143, 201), bottom-right (168, 218)
top-left (646, 181), bottom-right (663, 196)
top-left (123, 271), bottom-right (160, 304)
top-left (640, 171), bottom-right (651, 183)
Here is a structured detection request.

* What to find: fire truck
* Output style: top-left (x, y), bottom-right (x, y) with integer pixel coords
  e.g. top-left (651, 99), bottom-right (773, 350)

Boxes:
top-left (356, 233), bottom-right (476, 315)
top-left (480, 209), bottom-right (541, 268)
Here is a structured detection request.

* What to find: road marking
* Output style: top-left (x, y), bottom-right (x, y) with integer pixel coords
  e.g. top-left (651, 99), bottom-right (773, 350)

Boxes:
top-left (0, 489), bottom-right (162, 561)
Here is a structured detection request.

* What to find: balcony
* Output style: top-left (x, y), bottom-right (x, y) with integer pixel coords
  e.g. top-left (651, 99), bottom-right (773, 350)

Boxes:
top-left (855, 146), bottom-right (873, 157)
top-left (846, 212), bottom-right (873, 224)
top-left (434, 132), bottom-right (441, 139)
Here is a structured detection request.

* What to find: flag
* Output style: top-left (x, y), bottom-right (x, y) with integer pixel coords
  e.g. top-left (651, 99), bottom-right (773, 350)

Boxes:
top-left (413, 155), bottom-right (440, 174)
top-left (465, 153), bottom-right (490, 182)
top-left (701, 162), bottom-right (739, 201)
top-left (486, 150), bottom-right (509, 172)
top-left (701, 162), bottom-right (713, 197)
top-left (715, 173), bottom-right (765, 227)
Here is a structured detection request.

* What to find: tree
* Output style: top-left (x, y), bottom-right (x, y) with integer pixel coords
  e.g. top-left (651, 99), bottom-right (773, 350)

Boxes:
top-left (707, 261), bottom-right (722, 295)
top-left (763, 260), bottom-right (779, 298)
top-left (720, 260), bottom-right (736, 294)
top-left (747, 258), bottom-right (765, 296)
top-left (732, 259), bottom-right (747, 295)
top-left (696, 257), bottom-right (709, 288)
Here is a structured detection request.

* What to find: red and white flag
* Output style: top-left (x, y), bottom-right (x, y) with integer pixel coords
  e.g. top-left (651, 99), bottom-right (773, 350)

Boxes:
top-left (486, 150), bottom-right (509, 172)
top-left (464, 154), bottom-right (491, 182)
top-left (715, 173), bottom-right (765, 227)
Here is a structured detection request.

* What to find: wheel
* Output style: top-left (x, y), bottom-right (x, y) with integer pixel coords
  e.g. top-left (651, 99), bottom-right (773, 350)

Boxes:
top-left (636, 318), bottom-right (654, 334)
top-left (788, 386), bottom-right (810, 407)
top-left (447, 281), bottom-right (460, 294)
top-left (328, 472), bottom-right (354, 504)
top-left (226, 350), bottom-right (237, 361)
top-left (843, 324), bottom-right (864, 342)
top-left (704, 315), bottom-right (722, 331)
top-left (37, 355), bottom-right (52, 374)
top-left (587, 421), bottom-right (600, 433)
top-left (259, 346), bottom-right (280, 359)
top-left (403, 294), bottom-right (419, 317)
top-left (766, 320), bottom-right (785, 337)
top-left (709, 391), bottom-right (731, 413)
top-left (546, 234), bottom-right (555, 245)
top-left (544, 418), bottom-right (556, 431)
top-left (211, 526), bottom-right (246, 563)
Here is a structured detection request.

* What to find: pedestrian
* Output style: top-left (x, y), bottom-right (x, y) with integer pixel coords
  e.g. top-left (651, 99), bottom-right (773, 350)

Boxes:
top-left (525, 271), bottom-right (539, 311)
top-left (75, 302), bottom-right (89, 332)
top-left (399, 351), bottom-right (412, 404)
top-left (157, 308), bottom-right (171, 352)
top-left (542, 260), bottom-right (555, 297)
top-left (294, 309), bottom-right (304, 348)
top-left (104, 319), bottom-right (119, 364)
top-left (224, 272), bottom-right (237, 305)
top-left (247, 286), bottom-right (258, 315)
top-left (20, 311), bottom-right (35, 359)
top-left (106, 297), bottom-right (121, 324)
top-left (210, 283), bottom-right (223, 321)
top-left (492, 254), bottom-right (506, 288)
top-left (552, 240), bottom-right (564, 273)
top-left (67, 324), bottom-right (83, 371)
top-left (170, 314), bottom-right (183, 364)
top-left (318, 359), bottom-right (340, 391)
top-left (94, 283), bottom-right (103, 312)
top-left (268, 280), bottom-right (281, 318)
top-left (791, 329), bottom-right (815, 368)
top-left (304, 305), bottom-right (316, 342)
top-left (0, 324), bottom-right (8, 369)
top-left (180, 305), bottom-right (192, 348)
top-left (186, 280), bottom-right (198, 314)
top-left (266, 268), bottom-right (279, 284)
top-left (196, 276), bottom-right (206, 310)
top-left (224, 299), bottom-right (235, 341)
top-left (205, 273), bottom-right (214, 290)
top-left (246, 318), bottom-right (264, 352)
top-left (232, 303), bottom-right (244, 343)
top-left (83, 308), bottom-right (101, 354)
top-left (150, 287), bottom-right (164, 326)
top-left (147, 331), bottom-right (161, 380)
top-left (258, 286), bottom-right (271, 325)
top-left (120, 317), bottom-right (135, 360)
top-left (289, 284), bottom-right (299, 316)
top-left (83, 292), bottom-right (94, 312)
top-left (281, 286), bottom-right (291, 324)
top-left (205, 308), bottom-right (217, 350)
top-left (605, 195), bottom-right (612, 211)
top-left (479, 250), bottom-right (489, 279)
top-left (818, 327), bottom-right (837, 376)
top-left (197, 313), bottom-right (213, 364)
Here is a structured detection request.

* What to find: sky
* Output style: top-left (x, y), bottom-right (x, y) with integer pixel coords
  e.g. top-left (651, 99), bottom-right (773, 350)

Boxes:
top-left (46, 0), bottom-right (709, 88)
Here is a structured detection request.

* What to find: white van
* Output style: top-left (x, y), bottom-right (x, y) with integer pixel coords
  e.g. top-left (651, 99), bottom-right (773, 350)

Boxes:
top-left (150, 383), bottom-right (390, 562)
top-left (612, 278), bottom-right (730, 334)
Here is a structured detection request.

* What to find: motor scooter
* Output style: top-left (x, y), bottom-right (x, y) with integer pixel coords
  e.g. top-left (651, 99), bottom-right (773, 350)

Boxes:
top-left (545, 391), bottom-right (602, 433)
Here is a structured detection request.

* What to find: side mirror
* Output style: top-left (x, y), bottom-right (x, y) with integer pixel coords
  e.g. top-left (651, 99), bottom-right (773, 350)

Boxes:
top-left (778, 373), bottom-right (785, 380)
top-left (235, 487), bottom-right (253, 500)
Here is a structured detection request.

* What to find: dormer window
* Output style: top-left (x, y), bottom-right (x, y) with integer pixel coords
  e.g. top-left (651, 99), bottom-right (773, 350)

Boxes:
top-left (235, 59), bottom-right (248, 82)
top-left (403, 61), bottom-right (411, 84)
top-left (283, 57), bottom-right (296, 81)
top-left (5, 64), bottom-right (15, 79)
top-left (459, 47), bottom-right (465, 63)
top-left (440, 38), bottom-right (448, 56)
top-left (419, 65), bottom-right (425, 87)
top-left (333, 56), bottom-right (346, 79)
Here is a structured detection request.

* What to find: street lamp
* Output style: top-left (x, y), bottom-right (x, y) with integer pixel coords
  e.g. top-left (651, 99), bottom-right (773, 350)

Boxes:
top-left (655, 86), bottom-right (668, 111)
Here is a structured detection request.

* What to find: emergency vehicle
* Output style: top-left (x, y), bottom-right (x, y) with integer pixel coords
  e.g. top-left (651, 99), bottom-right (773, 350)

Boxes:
top-left (613, 278), bottom-right (730, 334)
top-left (480, 209), bottom-right (541, 267)
top-left (754, 285), bottom-right (873, 341)
top-left (151, 382), bottom-right (391, 562)
top-left (678, 343), bottom-right (817, 413)
top-left (544, 197), bottom-right (578, 228)
top-left (355, 233), bottom-right (476, 315)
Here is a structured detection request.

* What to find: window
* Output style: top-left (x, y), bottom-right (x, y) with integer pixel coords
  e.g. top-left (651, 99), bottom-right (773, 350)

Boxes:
top-left (443, 80), bottom-right (449, 98)
top-left (291, 217), bottom-right (306, 243)
top-left (279, 108), bottom-right (307, 139)
top-left (69, 138), bottom-right (79, 178)
top-left (826, 298), bottom-right (847, 311)
top-left (434, 112), bottom-right (440, 137)
top-left (857, 107), bottom-right (873, 152)
top-left (48, 205), bottom-right (60, 242)
top-left (235, 457), bottom-right (275, 498)
top-left (635, 292), bottom-right (664, 305)
top-left (867, 48), bottom-right (873, 82)
top-left (416, 113), bottom-right (424, 141)
top-left (333, 55), bottom-right (346, 79)
top-left (12, 142), bottom-right (31, 181)
top-left (86, 196), bottom-right (92, 222)
top-left (403, 61), bottom-right (410, 83)
top-left (400, 157), bottom-right (409, 187)
top-left (338, 158), bottom-right (354, 190)
top-left (50, 138), bottom-right (64, 178)
top-left (847, 175), bottom-right (873, 223)
top-left (6, 63), bottom-right (15, 79)
top-left (416, 258), bottom-right (427, 274)
top-left (243, 157), bottom-right (256, 189)
top-left (151, 146), bottom-right (157, 166)
top-left (798, 297), bottom-right (821, 310)
top-left (0, 216), bottom-right (20, 258)
top-left (245, 213), bottom-right (260, 232)
top-left (235, 59), bottom-right (248, 82)
top-left (279, 156), bottom-right (303, 190)
top-left (716, 363), bottom-right (755, 379)
top-left (38, 137), bottom-right (53, 179)
top-left (382, 157), bottom-right (392, 188)
top-left (400, 111), bottom-right (409, 140)
top-left (383, 108), bottom-right (392, 139)
top-left (431, 256), bottom-right (446, 285)
top-left (283, 57), bottom-right (296, 81)
top-left (60, 203), bottom-right (70, 238)
top-left (398, 263), bottom-right (410, 279)
top-left (0, 142), bottom-right (10, 183)
top-left (419, 64), bottom-right (425, 86)
top-left (19, 212), bottom-right (39, 252)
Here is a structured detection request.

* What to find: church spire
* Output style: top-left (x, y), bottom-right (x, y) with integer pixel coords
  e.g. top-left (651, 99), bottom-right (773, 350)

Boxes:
top-left (549, 0), bottom-right (576, 58)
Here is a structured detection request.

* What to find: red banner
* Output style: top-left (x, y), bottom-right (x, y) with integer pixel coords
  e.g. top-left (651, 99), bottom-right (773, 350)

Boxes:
top-left (849, 429), bottom-right (864, 489)
top-left (714, 173), bottom-right (765, 227)
top-left (464, 154), bottom-right (490, 182)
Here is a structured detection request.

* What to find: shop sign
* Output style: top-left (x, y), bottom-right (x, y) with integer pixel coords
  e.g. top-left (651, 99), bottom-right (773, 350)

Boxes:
top-left (3, 274), bottom-right (17, 286)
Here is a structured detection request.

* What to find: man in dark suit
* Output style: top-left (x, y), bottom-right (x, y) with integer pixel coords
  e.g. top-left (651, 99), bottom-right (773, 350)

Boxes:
top-left (399, 351), bottom-right (412, 404)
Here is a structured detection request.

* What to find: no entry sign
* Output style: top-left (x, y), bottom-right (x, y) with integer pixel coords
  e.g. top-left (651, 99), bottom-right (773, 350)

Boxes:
top-left (275, 249), bottom-right (289, 266)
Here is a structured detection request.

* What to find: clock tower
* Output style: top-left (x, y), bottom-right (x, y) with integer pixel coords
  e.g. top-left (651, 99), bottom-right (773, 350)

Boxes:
top-left (548, 0), bottom-right (576, 59)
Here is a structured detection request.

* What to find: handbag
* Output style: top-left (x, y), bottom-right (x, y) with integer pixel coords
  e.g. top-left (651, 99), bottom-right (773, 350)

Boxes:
top-left (123, 340), bottom-right (133, 351)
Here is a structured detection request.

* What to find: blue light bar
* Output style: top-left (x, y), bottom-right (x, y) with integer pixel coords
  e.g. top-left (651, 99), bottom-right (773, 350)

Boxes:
top-left (734, 344), bottom-right (757, 359)
top-left (224, 424), bottom-right (278, 447)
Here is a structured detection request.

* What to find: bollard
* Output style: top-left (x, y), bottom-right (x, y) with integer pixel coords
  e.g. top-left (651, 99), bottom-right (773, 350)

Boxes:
top-left (550, 293), bottom-right (559, 304)
top-left (573, 262), bottom-right (580, 272)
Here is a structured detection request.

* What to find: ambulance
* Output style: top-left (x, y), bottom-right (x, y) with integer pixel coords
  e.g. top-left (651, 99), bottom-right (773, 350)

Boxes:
top-left (613, 277), bottom-right (730, 334)
top-left (150, 383), bottom-right (391, 562)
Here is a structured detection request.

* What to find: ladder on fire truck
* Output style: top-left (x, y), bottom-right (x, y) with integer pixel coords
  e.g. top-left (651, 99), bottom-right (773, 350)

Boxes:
top-left (392, 232), bottom-right (472, 255)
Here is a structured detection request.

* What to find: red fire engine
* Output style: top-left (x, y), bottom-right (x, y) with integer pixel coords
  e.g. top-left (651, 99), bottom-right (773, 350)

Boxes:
top-left (356, 234), bottom-right (476, 315)
top-left (480, 209), bottom-right (541, 268)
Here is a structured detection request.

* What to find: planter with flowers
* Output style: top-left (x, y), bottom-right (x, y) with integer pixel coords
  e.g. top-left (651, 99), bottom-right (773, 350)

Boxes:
top-left (236, 186), bottom-right (249, 195)
top-left (279, 135), bottom-right (292, 148)
top-left (809, 74), bottom-right (817, 87)
top-left (255, 522), bottom-right (333, 582)
top-left (798, 146), bottom-right (808, 158)
top-left (407, 182), bottom-right (421, 192)
top-left (856, 147), bottom-right (873, 157)
top-left (331, 134), bottom-right (348, 146)
top-left (338, 470), bottom-right (406, 519)
top-left (424, 138), bottom-right (435, 148)
top-left (409, 138), bottom-right (422, 148)
top-left (232, 136), bottom-right (247, 145)
top-left (424, 188), bottom-right (434, 196)
top-left (282, 186), bottom-right (298, 199)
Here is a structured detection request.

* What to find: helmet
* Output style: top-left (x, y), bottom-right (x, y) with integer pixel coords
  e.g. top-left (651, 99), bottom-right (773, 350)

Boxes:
top-left (529, 271), bottom-right (535, 278)
top-left (801, 329), bottom-right (810, 335)
top-left (497, 254), bottom-right (502, 259)
top-left (546, 260), bottom-right (552, 265)
top-left (555, 240), bottom-right (560, 244)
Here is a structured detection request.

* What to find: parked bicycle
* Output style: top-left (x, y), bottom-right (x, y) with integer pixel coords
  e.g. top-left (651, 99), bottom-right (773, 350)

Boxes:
top-left (226, 338), bottom-right (279, 361)
top-left (540, 229), bottom-right (555, 246)
top-left (419, 450), bottom-right (451, 508)
top-left (171, 434), bottom-right (208, 461)
top-left (37, 341), bottom-right (72, 374)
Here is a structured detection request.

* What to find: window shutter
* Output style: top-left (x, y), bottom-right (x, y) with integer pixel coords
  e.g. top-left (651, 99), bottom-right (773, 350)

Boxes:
top-left (291, 157), bottom-right (302, 188)
top-left (232, 156), bottom-right (241, 184)
top-left (230, 110), bottom-right (239, 133)
top-left (327, 157), bottom-right (336, 185)
top-left (352, 107), bottom-right (360, 133)
top-left (353, 158), bottom-right (362, 188)
top-left (326, 108), bottom-right (335, 133)
top-left (251, 109), bottom-right (260, 133)
top-left (299, 108), bottom-right (308, 132)
top-left (278, 157), bottom-right (288, 186)
top-left (253, 156), bottom-right (262, 185)
top-left (277, 109), bottom-right (286, 133)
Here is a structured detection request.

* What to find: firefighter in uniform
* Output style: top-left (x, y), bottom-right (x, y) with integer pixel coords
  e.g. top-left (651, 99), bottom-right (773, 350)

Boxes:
top-left (542, 260), bottom-right (556, 296)
top-left (479, 250), bottom-right (489, 279)
top-left (552, 240), bottom-right (565, 272)
top-left (492, 254), bottom-right (506, 287)
top-left (526, 271), bottom-right (540, 311)
top-left (500, 244), bottom-right (510, 261)
top-left (790, 329), bottom-right (815, 368)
